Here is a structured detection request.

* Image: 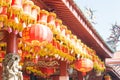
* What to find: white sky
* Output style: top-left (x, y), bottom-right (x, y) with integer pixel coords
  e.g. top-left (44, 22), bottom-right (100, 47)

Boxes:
top-left (74, 0), bottom-right (120, 51)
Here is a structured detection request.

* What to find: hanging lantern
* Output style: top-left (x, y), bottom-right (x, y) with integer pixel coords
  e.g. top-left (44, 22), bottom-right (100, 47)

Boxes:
top-left (55, 19), bottom-right (62, 27)
top-left (22, 24), bottom-right (53, 43)
top-left (11, 0), bottom-right (22, 8)
top-left (31, 5), bottom-right (40, 21)
top-left (74, 58), bottom-right (93, 72)
top-left (23, 0), bottom-right (34, 15)
top-left (38, 10), bottom-right (49, 24)
top-left (47, 12), bottom-right (56, 25)
top-left (60, 25), bottom-right (67, 34)
top-left (6, 0), bottom-right (23, 32)
top-left (54, 19), bottom-right (62, 33)
top-left (9, 0), bottom-right (22, 19)
top-left (21, 0), bottom-right (34, 24)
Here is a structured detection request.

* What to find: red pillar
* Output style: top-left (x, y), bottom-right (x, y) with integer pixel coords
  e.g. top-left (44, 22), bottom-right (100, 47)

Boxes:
top-left (60, 61), bottom-right (68, 76)
top-left (77, 71), bottom-right (84, 80)
top-left (6, 31), bottom-right (18, 54)
top-left (2, 30), bottom-right (22, 79)
top-left (52, 61), bottom-right (69, 80)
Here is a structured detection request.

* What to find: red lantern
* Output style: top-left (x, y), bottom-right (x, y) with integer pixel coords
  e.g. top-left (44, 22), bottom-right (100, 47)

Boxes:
top-left (23, 0), bottom-right (34, 15)
top-left (74, 58), bottom-right (93, 72)
top-left (31, 5), bottom-right (40, 20)
top-left (47, 12), bottom-right (56, 25)
top-left (38, 10), bottom-right (49, 23)
top-left (22, 24), bottom-right (53, 43)
top-left (55, 19), bottom-right (62, 27)
top-left (11, 0), bottom-right (22, 8)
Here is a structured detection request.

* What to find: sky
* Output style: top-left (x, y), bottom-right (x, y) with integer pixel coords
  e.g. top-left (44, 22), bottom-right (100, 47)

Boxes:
top-left (74, 0), bottom-right (120, 51)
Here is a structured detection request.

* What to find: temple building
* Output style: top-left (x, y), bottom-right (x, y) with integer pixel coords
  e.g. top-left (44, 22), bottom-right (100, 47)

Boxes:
top-left (0, 0), bottom-right (119, 80)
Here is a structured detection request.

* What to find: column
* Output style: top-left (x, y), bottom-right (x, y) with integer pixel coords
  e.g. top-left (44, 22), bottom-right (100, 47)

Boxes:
top-left (59, 61), bottom-right (69, 80)
top-left (2, 31), bottom-right (23, 80)
top-left (6, 31), bottom-right (18, 53)
top-left (77, 71), bottom-right (84, 80)
top-left (52, 61), bottom-right (69, 80)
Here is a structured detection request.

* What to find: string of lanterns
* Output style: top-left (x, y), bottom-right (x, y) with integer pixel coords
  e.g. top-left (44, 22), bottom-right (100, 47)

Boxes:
top-left (0, 0), bottom-right (106, 77)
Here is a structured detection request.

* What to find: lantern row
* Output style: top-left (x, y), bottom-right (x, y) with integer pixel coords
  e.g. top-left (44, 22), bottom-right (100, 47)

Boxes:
top-left (0, 0), bottom-right (106, 75)
top-left (0, 0), bottom-right (95, 60)
top-left (18, 40), bottom-right (75, 63)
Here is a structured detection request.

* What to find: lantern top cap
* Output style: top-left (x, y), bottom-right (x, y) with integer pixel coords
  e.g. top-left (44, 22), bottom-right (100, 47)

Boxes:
top-left (66, 30), bottom-right (71, 34)
top-left (40, 10), bottom-right (49, 15)
top-left (70, 35), bottom-right (77, 39)
top-left (55, 18), bottom-right (62, 24)
top-left (32, 5), bottom-right (40, 13)
top-left (48, 12), bottom-right (57, 18)
top-left (61, 25), bottom-right (67, 29)
top-left (23, 0), bottom-right (34, 6)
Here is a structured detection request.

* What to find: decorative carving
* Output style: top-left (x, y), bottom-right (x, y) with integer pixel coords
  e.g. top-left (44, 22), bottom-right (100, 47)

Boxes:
top-left (37, 61), bottom-right (59, 67)
top-left (2, 53), bottom-right (23, 80)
